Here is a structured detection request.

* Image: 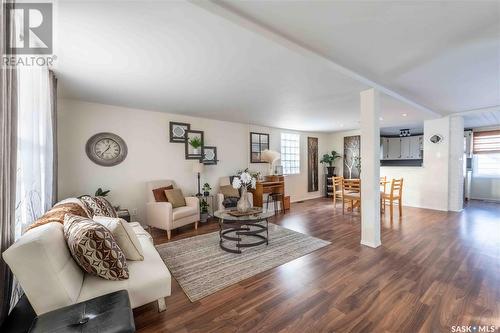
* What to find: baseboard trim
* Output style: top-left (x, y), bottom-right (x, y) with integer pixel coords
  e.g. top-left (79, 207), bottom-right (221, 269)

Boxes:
top-left (290, 194), bottom-right (324, 204)
top-left (469, 197), bottom-right (500, 203)
top-left (360, 239), bottom-right (381, 248)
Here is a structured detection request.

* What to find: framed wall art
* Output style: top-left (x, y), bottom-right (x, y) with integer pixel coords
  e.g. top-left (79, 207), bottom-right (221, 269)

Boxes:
top-left (170, 122), bottom-right (191, 143)
top-left (344, 135), bottom-right (361, 179)
top-left (202, 146), bottom-right (218, 165)
top-left (185, 130), bottom-right (204, 160)
top-left (307, 137), bottom-right (318, 192)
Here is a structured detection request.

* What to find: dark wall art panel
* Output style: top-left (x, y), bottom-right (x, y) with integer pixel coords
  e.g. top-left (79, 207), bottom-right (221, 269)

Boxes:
top-left (343, 135), bottom-right (361, 179)
top-left (307, 137), bottom-right (318, 192)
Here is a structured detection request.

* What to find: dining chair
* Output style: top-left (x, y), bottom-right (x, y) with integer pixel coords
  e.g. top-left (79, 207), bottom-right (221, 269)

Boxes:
top-left (342, 179), bottom-right (361, 215)
top-left (381, 178), bottom-right (404, 220)
top-left (332, 176), bottom-right (344, 208)
top-left (380, 176), bottom-right (388, 212)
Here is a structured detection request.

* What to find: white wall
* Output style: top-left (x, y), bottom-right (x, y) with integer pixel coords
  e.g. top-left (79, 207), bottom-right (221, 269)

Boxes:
top-left (327, 116), bottom-right (464, 211)
top-left (470, 126), bottom-right (500, 202)
top-left (470, 177), bottom-right (500, 201)
top-left (58, 99), bottom-right (329, 222)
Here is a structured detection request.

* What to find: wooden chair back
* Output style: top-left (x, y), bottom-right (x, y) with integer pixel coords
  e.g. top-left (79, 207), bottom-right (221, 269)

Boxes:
top-left (389, 178), bottom-right (403, 198)
top-left (332, 176), bottom-right (343, 192)
top-left (380, 176), bottom-right (388, 194)
top-left (343, 178), bottom-right (361, 194)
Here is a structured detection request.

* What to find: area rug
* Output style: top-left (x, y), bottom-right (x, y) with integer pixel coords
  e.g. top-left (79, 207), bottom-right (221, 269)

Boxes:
top-left (155, 223), bottom-right (330, 302)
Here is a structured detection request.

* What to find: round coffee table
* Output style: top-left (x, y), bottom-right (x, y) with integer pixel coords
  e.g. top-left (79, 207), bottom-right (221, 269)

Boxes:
top-left (214, 209), bottom-right (274, 254)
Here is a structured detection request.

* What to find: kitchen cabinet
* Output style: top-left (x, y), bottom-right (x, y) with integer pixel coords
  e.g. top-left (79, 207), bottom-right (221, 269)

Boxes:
top-left (464, 130), bottom-right (472, 158)
top-left (380, 135), bottom-right (423, 160)
top-left (381, 138), bottom-right (389, 159)
top-left (401, 137), bottom-right (411, 159)
top-left (409, 136), bottom-right (422, 159)
top-left (387, 138), bottom-right (401, 159)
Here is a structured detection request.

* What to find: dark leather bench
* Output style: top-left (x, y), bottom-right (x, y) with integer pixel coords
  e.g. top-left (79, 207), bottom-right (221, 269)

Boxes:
top-left (29, 290), bottom-right (135, 333)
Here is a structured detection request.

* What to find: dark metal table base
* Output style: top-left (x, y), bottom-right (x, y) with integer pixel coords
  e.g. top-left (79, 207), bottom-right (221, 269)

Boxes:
top-left (219, 220), bottom-right (269, 254)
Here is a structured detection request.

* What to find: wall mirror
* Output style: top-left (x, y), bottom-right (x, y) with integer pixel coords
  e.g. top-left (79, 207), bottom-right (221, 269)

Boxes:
top-left (429, 134), bottom-right (443, 144)
top-left (250, 132), bottom-right (270, 163)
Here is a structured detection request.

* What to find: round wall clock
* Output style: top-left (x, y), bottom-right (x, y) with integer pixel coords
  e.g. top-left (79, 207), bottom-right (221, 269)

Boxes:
top-left (85, 132), bottom-right (128, 167)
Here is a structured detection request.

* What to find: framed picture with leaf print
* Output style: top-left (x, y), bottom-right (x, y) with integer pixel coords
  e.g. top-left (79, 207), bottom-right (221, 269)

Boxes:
top-left (185, 130), bottom-right (204, 160)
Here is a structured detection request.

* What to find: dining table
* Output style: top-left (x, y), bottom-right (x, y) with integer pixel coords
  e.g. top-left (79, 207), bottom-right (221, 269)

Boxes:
top-left (346, 179), bottom-right (390, 212)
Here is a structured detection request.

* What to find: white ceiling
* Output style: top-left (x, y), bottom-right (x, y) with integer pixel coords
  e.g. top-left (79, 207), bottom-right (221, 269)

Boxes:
top-left (54, 1), bottom-right (499, 133)
top-left (218, 0), bottom-right (500, 114)
top-left (461, 107), bottom-right (500, 129)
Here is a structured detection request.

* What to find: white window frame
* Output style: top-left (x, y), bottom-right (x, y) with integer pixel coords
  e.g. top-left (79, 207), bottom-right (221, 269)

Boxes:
top-left (473, 153), bottom-right (500, 178)
top-left (280, 133), bottom-right (300, 175)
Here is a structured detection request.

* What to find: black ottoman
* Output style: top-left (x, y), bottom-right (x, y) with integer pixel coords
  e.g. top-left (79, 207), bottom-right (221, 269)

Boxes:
top-left (29, 290), bottom-right (135, 333)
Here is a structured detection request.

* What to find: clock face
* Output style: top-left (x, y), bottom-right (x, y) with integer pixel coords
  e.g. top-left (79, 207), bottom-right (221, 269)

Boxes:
top-left (94, 138), bottom-right (120, 160)
top-left (86, 133), bottom-right (127, 166)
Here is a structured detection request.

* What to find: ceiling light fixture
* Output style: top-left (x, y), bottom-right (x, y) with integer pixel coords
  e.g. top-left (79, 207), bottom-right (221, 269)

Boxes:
top-left (399, 129), bottom-right (411, 137)
top-left (402, 113), bottom-right (408, 117)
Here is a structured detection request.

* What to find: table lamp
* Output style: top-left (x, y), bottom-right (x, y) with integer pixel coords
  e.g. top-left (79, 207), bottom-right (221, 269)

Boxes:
top-left (192, 162), bottom-right (204, 196)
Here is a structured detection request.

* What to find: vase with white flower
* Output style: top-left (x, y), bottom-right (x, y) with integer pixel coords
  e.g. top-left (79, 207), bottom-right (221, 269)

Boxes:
top-left (232, 170), bottom-right (256, 212)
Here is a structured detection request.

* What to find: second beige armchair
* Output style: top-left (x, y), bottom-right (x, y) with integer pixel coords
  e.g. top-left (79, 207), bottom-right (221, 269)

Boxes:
top-left (145, 180), bottom-right (199, 240)
top-left (216, 177), bottom-right (254, 211)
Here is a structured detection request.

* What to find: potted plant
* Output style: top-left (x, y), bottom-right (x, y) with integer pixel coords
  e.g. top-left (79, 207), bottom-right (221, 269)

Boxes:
top-left (95, 188), bottom-right (110, 197)
top-left (189, 137), bottom-right (202, 155)
top-left (200, 199), bottom-right (209, 223)
top-left (320, 151), bottom-right (342, 176)
top-left (202, 183), bottom-right (211, 196)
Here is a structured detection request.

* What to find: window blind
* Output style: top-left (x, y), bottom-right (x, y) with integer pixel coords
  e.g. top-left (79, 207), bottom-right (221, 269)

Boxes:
top-left (473, 130), bottom-right (500, 154)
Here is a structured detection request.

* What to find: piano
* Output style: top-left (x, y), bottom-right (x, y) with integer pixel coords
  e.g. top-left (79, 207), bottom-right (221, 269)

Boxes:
top-left (250, 175), bottom-right (285, 209)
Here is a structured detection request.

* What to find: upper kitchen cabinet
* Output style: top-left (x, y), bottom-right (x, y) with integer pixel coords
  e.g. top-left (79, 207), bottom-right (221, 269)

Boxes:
top-left (381, 135), bottom-right (423, 166)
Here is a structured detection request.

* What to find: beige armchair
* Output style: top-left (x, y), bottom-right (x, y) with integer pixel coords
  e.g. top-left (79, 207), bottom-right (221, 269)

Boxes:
top-left (146, 180), bottom-right (199, 240)
top-left (216, 177), bottom-right (253, 211)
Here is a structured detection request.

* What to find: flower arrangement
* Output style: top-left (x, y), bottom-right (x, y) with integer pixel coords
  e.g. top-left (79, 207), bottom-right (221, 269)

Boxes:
top-left (232, 170), bottom-right (257, 190)
top-left (232, 169), bottom-right (257, 212)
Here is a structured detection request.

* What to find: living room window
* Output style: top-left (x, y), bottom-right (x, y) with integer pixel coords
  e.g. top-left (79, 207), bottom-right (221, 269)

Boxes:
top-left (280, 133), bottom-right (300, 175)
top-left (474, 154), bottom-right (500, 177)
top-left (473, 130), bottom-right (500, 178)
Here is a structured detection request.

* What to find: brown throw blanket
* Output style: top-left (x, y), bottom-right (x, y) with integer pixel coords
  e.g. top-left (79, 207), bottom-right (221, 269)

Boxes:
top-left (25, 202), bottom-right (89, 232)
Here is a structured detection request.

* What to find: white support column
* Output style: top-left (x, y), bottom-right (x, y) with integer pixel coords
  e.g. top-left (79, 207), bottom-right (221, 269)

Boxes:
top-left (360, 88), bottom-right (381, 248)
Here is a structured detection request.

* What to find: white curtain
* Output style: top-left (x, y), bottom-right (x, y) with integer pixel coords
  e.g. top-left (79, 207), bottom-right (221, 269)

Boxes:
top-left (10, 67), bottom-right (56, 310)
top-left (15, 66), bottom-right (55, 238)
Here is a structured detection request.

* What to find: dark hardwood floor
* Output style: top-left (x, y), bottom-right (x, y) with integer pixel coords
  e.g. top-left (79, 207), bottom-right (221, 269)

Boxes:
top-left (134, 199), bottom-right (500, 333)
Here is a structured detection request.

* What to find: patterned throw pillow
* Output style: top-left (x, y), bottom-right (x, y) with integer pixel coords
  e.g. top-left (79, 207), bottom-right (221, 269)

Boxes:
top-left (25, 203), bottom-right (89, 232)
top-left (64, 214), bottom-right (129, 280)
top-left (79, 195), bottom-right (117, 218)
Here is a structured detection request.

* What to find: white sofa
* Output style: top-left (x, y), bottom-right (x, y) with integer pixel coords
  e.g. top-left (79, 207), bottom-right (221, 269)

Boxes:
top-left (146, 180), bottom-right (199, 239)
top-left (216, 177), bottom-right (254, 211)
top-left (3, 220), bottom-right (171, 315)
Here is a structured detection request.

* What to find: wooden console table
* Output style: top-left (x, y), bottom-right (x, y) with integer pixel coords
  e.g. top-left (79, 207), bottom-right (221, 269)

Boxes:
top-left (250, 175), bottom-right (286, 210)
